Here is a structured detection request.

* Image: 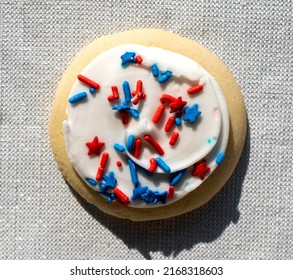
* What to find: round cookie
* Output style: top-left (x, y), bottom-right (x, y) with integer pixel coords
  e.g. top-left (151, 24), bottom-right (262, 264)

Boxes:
top-left (49, 29), bottom-right (246, 221)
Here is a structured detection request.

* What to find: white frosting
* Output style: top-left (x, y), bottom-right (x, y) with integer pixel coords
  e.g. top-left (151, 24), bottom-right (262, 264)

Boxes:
top-left (63, 44), bottom-right (229, 208)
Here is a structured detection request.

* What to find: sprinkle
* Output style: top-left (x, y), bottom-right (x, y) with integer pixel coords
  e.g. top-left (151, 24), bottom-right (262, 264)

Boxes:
top-left (100, 152), bottom-right (109, 168)
top-left (152, 105), bottom-right (165, 123)
top-left (100, 171), bottom-right (117, 191)
top-left (77, 74), bottom-right (100, 89)
top-left (126, 134), bottom-right (135, 153)
top-left (89, 88), bottom-right (96, 94)
top-left (133, 138), bottom-right (142, 158)
top-left (216, 152), bottom-right (225, 164)
top-left (131, 184), bottom-right (148, 200)
top-left (156, 157), bottom-right (171, 173)
top-left (114, 144), bottom-right (125, 152)
top-left (187, 84), bottom-right (203, 95)
top-left (169, 132), bottom-right (179, 146)
top-left (128, 159), bottom-right (138, 185)
top-left (175, 117), bottom-right (182, 126)
top-left (169, 97), bottom-right (187, 113)
top-left (120, 51), bottom-right (136, 66)
top-left (174, 118), bottom-right (182, 127)
top-left (129, 108), bottom-right (139, 118)
top-left (108, 86), bottom-right (119, 102)
top-left (144, 135), bottom-right (165, 155)
top-left (148, 158), bottom-right (157, 172)
top-left (158, 70), bottom-right (172, 83)
top-left (112, 104), bottom-right (130, 111)
top-left (96, 167), bottom-right (104, 180)
top-left (113, 187), bottom-right (130, 206)
top-left (169, 169), bottom-right (186, 185)
top-left (183, 104), bottom-right (201, 124)
top-left (68, 92), bottom-right (87, 104)
top-left (119, 111), bottom-right (129, 125)
top-left (122, 81), bottom-right (131, 103)
top-left (141, 189), bottom-right (167, 204)
top-left (85, 178), bottom-right (97, 186)
top-left (160, 94), bottom-right (176, 104)
top-left (168, 186), bottom-right (175, 200)
top-left (98, 191), bottom-right (115, 202)
top-left (165, 116), bottom-right (175, 132)
top-left (151, 64), bottom-right (159, 77)
top-left (192, 159), bottom-right (210, 180)
top-left (135, 55), bottom-right (143, 64)
top-left (132, 80), bottom-right (145, 105)
top-left (86, 136), bottom-right (105, 156)
top-left (116, 160), bottom-right (122, 167)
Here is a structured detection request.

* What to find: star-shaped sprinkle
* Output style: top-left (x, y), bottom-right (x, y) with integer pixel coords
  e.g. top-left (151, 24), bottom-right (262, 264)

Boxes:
top-left (100, 171), bottom-right (117, 192)
top-left (131, 183), bottom-right (148, 200)
top-left (120, 51), bottom-right (136, 66)
top-left (183, 104), bottom-right (201, 124)
top-left (86, 136), bottom-right (105, 156)
top-left (192, 159), bottom-right (210, 180)
top-left (169, 97), bottom-right (187, 113)
top-left (141, 189), bottom-right (168, 204)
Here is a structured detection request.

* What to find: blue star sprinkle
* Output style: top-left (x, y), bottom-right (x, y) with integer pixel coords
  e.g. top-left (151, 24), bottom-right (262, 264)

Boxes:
top-left (183, 104), bottom-right (201, 124)
top-left (100, 171), bottom-right (117, 192)
top-left (131, 184), bottom-right (148, 200)
top-left (141, 189), bottom-right (168, 204)
top-left (120, 51), bottom-right (136, 66)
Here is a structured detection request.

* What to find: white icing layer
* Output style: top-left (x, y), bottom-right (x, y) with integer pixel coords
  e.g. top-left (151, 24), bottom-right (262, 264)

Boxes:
top-left (63, 44), bottom-right (229, 208)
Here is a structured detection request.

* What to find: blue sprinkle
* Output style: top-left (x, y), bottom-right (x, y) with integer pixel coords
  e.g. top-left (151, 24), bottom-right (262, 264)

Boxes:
top-left (114, 144), bottom-right (125, 152)
top-left (156, 157), bottom-right (171, 173)
top-left (175, 117), bottom-right (182, 126)
top-left (131, 184), bottom-right (148, 200)
top-left (141, 189), bottom-right (167, 204)
top-left (216, 152), bottom-right (225, 164)
top-left (112, 104), bottom-right (130, 111)
top-left (128, 159), bottom-right (138, 185)
top-left (183, 104), bottom-right (201, 124)
top-left (98, 191), bottom-right (116, 202)
top-left (68, 92), bottom-right (87, 103)
top-left (89, 87), bottom-right (96, 94)
top-left (169, 169), bottom-right (186, 186)
top-left (100, 171), bottom-right (117, 191)
top-left (120, 51), bottom-right (136, 65)
top-left (85, 178), bottom-right (97, 186)
top-left (158, 70), bottom-right (172, 83)
top-left (151, 64), bottom-right (159, 77)
top-left (207, 139), bottom-right (212, 144)
top-left (126, 134), bottom-right (135, 152)
top-left (129, 108), bottom-right (139, 118)
top-left (123, 81), bottom-right (131, 103)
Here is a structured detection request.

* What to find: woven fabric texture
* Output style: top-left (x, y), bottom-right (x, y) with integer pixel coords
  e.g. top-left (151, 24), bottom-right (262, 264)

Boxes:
top-left (0, 0), bottom-right (292, 259)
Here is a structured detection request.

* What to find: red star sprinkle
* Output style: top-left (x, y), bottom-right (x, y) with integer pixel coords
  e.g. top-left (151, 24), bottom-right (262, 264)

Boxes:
top-left (192, 159), bottom-right (210, 180)
top-left (169, 97), bottom-right (187, 113)
top-left (86, 136), bottom-right (105, 156)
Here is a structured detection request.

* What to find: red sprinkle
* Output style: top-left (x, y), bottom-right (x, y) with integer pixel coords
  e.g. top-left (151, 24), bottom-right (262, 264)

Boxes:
top-left (100, 152), bottom-right (109, 168)
top-left (192, 159), bottom-right (210, 180)
top-left (77, 74), bottom-right (100, 89)
top-left (144, 135), bottom-right (165, 155)
top-left (133, 138), bottom-right (142, 158)
top-left (165, 116), bottom-right (175, 132)
top-left (96, 167), bottom-right (104, 180)
top-left (169, 132), bottom-right (179, 146)
top-left (152, 105), bottom-right (165, 123)
top-left (135, 55), bottom-right (143, 64)
top-left (108, 86), bottom-right (119, 102)
top-left (119, 111), bottom-right (129, 125)
top-left (187, 84), bottom-right (203, 95)
top-left (132, 80), bottom-right (144, 105)
top-left (160, 94), bottom-right (176, 104)
top-left (113, 187), bottom-right (130, 206)
top-left (116, 160), bottom-right (122, 167)
top-left (148, 158), bottom-right (157, 172)
top-left (168, 186), bottom-right (175, 199)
